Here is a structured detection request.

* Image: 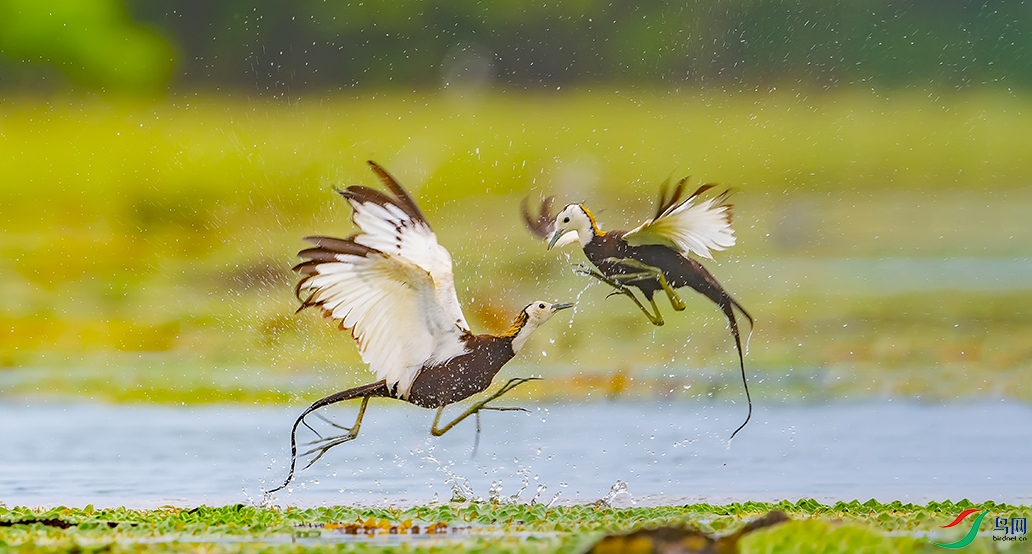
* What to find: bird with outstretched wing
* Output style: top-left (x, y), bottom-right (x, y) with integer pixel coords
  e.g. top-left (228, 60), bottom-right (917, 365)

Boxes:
top-left (266, 161), bottom-right (572, 495)
top-left (522, 177), bottom-right (753, 439)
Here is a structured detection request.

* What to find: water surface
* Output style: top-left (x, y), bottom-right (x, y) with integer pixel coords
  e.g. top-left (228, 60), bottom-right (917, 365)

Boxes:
top-left (1, 400), bottom-right (1028, 508)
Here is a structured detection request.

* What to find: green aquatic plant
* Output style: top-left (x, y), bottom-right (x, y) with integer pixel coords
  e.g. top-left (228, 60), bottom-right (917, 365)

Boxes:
top-left (0, 500), bottom-right (1027, 553)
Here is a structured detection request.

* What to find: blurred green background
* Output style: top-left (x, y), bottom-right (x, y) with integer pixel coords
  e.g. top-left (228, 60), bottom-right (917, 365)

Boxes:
top-left (1, 0), bottom-right (1029, 405)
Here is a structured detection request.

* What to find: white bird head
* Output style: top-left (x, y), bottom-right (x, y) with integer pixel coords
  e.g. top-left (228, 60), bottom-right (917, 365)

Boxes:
top-left (510, 300), bottom-right (573, 353)
top-left (548, 204), bottom-right (598, 249)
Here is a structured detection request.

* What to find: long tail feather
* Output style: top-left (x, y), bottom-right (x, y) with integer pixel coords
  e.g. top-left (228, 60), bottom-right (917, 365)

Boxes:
top-left (264, 381), bottom-right (391, 495)
top-left (721, 299), bottom-right (752, 442)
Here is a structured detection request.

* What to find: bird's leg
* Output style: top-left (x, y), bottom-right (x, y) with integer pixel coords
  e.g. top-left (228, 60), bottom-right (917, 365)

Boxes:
top-left (471, 411), bottom-right (482, 460)
top-left (569, 259), bottom-right (664, 323)
top-left (605, 285), bottom-right (666, 326)
top-left (431, 377), bottom-right (540, 436)
top-left (300, 395), bottom-right (370, 470)
top-left (603, 257), bottom-right (686, 311)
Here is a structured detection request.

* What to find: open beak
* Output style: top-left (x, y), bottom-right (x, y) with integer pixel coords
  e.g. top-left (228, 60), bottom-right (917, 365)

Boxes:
top-left (547, 229), bottom-right (564, 250)
top-left (552, 302), bottom-right (574, 312)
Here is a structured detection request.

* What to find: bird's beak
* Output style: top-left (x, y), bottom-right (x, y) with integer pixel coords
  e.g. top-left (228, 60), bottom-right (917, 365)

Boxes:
top-left (547, 229), bottom-right (564, 250)
top-left (552, 302), bottom-right (574, 312)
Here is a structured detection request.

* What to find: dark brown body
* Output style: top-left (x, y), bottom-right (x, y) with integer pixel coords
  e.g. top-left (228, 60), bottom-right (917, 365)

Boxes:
top-left (584, 230), bottom-right (751, 325)
top-left (406, 334), bottom-right (517, 407)
top-left (316, 334), bottom-right (518, 409)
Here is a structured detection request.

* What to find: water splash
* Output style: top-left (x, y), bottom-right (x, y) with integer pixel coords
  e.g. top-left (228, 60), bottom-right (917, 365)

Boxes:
top-left (508, 466), bottom-right (532, 503)
top-left (594, 480), bottom-right (633, 508)
top-left (446, 474), bottom-right (477, 503)
top-left (566, 280), bottom-right (595, 329)
top-left (487, 480), bottom-right (503, 503)
top-left (257, 488), bottom-right (279, 508)
top-left (242, 487), bottom-right (267, 509)
top-left (417, 445), bottom-right (477, 503)
top-left (529, 483), bottom-right (547, 505)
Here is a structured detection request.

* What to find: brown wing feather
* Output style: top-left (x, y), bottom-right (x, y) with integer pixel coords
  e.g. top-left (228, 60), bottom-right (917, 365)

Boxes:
top-left (653, 177), bottom-right (688, 220)
top-left (520, 195), bottom-right (557, 239)
top-left (686, 183), bottom-right (732, 225)
top-left (365, 160), bottom-right (430, 227)
top-left (338, 185), bottom-right (398, 213)
top-left (687, 183), bottom-right (718, 202)
top-left (301, 235), bottom-right (376, 255)
top-left (291, 235), bottom-right (381, 299)
top-left (654, 180), bottom-right (721, 219)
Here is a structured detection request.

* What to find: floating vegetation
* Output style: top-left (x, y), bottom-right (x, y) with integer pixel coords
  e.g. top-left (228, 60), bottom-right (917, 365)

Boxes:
top-left (1, 500), bottom-right (1028, 553)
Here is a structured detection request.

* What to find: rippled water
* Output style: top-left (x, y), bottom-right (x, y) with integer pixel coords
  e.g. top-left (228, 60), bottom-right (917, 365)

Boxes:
top-left (1, 400), bottom-right (1029, 508)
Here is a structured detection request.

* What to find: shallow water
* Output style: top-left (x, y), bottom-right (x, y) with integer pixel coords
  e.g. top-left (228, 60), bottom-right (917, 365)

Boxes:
top-left (1, 400), bottom-right (1029, 508)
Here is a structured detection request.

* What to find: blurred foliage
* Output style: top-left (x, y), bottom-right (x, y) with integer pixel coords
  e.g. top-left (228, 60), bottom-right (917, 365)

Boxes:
top-left (1, 0), bottom-right (1030, 92)
top-left (0, 0), bottom-right (174, 92)
top-left (0, 500), bottom-right (1028, 553)
top-left (127, 0), bottom-right (1032, 90)
top-left (0, 90), bottom-right (1030, 404)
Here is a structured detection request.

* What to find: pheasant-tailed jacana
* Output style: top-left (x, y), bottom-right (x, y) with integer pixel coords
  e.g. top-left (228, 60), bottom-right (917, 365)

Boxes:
top-left (522, 178), bottom-right (754, 439)
top-left (265, 161), bottom-right (572, 494)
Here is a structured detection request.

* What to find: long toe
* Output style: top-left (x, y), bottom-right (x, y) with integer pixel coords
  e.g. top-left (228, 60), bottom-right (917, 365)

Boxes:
top-left (305, 432), bottom-right (354, 449)
top-left (481, 406), bottom-right (530, 413)
top-left (301, 435), bottom-right (354, 458)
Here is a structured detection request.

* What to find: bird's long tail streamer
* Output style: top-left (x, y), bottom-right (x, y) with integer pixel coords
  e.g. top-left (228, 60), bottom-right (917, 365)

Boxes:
top-left (723, 300), bottom-right (752, 442)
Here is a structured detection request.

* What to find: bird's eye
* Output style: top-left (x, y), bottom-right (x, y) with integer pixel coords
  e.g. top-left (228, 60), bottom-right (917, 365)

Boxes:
top-left (538, 303), bottom-right (545, 309)
top-left (562, 217), bottom-right (570, 223)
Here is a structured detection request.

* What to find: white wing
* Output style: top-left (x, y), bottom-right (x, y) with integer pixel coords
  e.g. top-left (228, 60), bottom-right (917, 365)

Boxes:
top-left (295, 237), bottom-right (469, 398)
top-left (293, 161), bottom-right (472, 397)
top-left (340, 161), bottom-right (470, 331)
top-left (624, 180), bottom-right (736, 259)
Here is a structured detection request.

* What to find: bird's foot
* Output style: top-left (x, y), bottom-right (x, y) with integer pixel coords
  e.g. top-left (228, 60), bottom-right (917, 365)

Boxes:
top-left (301, 430), bottom-right (359, 469)
top-left (575, 263), bottom-right (634, 295)
top-left (310, 412), bottom-right (354, 434)
top-left (479, 405), bottom-right (531, 413)
top-left (470, 375), bottom-right (540, 410)
top-left (470, 377), bottom-right (539, 413)
top-left (431, 377), bottom-right (540, 438)
top-left (491, 376), bottom-right (541, 400)
top-left (602, 257), bottom-right (684, 312)
top-left (605, 286), bottom-right (634, 300)
top-left (573, 263), bottom-right (607, 281)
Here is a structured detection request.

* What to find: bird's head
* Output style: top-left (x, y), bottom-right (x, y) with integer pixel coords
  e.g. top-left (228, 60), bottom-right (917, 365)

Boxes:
top-left (509, 300), bottom-right (574, 353)
top-left (548, 204), bottom-right (599, 250)
top-left (524, 300), bottom-right (574, 324)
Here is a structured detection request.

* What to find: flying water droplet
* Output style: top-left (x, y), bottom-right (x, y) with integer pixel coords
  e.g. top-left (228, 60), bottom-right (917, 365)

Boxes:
top-left (567, 282), bottom-right (594, 329)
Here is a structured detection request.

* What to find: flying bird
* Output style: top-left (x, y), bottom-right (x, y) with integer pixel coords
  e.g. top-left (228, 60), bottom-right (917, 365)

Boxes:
top-left (522, 178), bottom-right (753, 439)
top-left (266, 161), bottom-right (572, 494)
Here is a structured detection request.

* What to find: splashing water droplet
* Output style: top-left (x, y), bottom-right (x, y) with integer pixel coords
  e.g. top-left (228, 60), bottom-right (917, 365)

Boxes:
top-left (567, 282), bottom-right (594, 329)
top-left (594, 480), bottom-right (633, 507)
